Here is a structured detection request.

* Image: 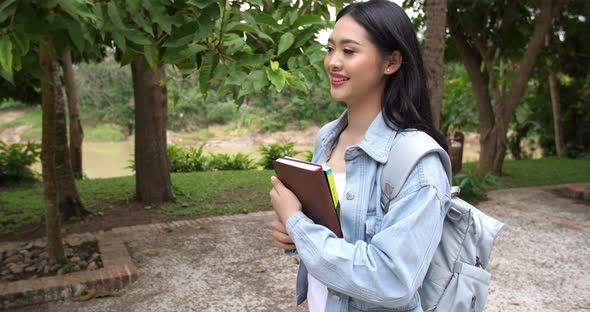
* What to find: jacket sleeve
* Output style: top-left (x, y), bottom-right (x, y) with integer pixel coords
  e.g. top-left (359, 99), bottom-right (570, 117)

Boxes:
top-left (285, 153), bottom-right (451, 308)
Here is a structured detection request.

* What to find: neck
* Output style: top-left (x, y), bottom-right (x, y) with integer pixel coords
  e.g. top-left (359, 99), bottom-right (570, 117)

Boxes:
top-left (344, 95), bottom-right (382, 139)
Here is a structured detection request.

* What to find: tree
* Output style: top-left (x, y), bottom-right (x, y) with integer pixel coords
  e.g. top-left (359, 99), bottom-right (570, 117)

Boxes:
top-left (100, 0), bottom-right (346, 205)
top-left (544, 32), bottom-right (566, 158)
top-left (446, 0), bottom-right (568, 175)
top-left (60, 48), bottom-right (84, 178)
top-left (1, 0), bottom-right (99, 263)
top-left (422, 0), bottom-right (448, 130)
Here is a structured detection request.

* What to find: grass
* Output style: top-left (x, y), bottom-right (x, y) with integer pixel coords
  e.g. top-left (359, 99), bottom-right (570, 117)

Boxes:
top-left (178, 129), bottom-right (215, 140)
top-left (0, 157), bottom-right (588, 235)
top-left (85, 124), bottom-right (126, 142)
top-left (462, 157), bottom-right (590, 188)
top-left (0, 170), bottom-right (273, 234)
top-left (0, 108), bottom-right (42, 136)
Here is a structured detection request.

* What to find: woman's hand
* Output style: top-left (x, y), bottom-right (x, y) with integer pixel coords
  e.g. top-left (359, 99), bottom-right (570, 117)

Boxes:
top-left (271, 215), bottom-right (296, 250)
top-left (269, 176), bottom-right (302, 224)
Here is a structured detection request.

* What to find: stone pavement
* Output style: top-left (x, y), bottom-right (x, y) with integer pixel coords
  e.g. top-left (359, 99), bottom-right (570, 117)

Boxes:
top-left (7, 183), bottom-right (590, 311)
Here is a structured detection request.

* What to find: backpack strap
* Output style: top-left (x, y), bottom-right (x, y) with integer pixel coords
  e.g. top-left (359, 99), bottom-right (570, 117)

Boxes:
top-left (380, 131), bottom-right (452, 211)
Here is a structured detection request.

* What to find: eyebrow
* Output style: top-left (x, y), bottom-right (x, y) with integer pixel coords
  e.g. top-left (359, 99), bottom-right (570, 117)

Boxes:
top-left (327, 38), bottom-right (361, 46)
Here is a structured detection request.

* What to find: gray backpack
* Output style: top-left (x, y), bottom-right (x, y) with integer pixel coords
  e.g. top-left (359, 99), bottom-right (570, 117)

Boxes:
top-left (380, 131), bottom-right (504, 312)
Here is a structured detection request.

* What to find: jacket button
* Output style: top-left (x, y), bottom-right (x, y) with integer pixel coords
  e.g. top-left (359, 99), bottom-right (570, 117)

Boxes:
top-left (331, 294), bottom-right (340, 301)
top-left (346, 192), bottom-right (354, 200)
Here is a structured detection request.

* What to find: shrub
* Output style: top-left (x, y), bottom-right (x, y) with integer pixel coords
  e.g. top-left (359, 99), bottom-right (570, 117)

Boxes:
top-left (208, 152), bottom-right (255, 170)
top-left (0, 140), bottom-right (41, 185)
top-left (258, 139), bottom-right (300, 169)
top-left (452, 168), bottom-right (499, 203)
top-left (167, 144), bottom-right (209, 172)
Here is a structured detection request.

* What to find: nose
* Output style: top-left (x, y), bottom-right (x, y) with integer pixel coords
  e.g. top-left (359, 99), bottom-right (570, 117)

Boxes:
top-left (325, 52), bottom-right (342, 71)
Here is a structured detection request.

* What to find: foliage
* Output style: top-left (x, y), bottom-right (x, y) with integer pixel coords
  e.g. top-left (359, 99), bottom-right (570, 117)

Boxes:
top-left (441, 63), bottom-right (479, 134)
top-left (86, 124), bottom-right (126, 142)
top-left (452, 168), bottom-right (499, 203)
top-left (208, 152), bottom-right (256, 171)
top-left (258, 139), bottom-right (300, 169)
top-left (0, 140), bottom-right (41, 185)
top-left (75, 54), bottom-right (134, 129)
top-left (167, 144), bottom-right (209, 173)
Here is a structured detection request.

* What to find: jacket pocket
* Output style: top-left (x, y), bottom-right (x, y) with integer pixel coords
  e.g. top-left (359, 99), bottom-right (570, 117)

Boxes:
top-left (431, 262), bottom-right (490, 312)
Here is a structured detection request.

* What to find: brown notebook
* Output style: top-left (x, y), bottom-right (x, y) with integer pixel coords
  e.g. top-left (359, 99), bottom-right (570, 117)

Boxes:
top-left (272, 157), bottom-right (343, 238)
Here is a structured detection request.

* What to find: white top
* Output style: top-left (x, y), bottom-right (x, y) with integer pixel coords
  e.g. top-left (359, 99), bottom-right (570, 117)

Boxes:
top-left (307, 172), bottom-right (346, 312)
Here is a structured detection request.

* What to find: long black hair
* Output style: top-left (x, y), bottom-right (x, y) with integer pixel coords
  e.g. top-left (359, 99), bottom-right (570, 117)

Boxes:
top-left (337, 0), bottom-right (448, 152)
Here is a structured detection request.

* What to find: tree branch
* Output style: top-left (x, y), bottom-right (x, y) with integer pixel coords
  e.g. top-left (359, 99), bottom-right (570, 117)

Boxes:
top-left (502, 0), bottom-right (568, 124)
top-left (447, 13), bottom-right (495, 134)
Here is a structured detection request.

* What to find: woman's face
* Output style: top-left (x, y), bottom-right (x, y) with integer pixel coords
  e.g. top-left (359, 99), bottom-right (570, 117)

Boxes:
top-left (324, 15), bottom-right (390, 105)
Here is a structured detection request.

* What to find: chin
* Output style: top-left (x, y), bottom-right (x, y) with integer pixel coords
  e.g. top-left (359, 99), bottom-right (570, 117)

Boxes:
top-left (330, 90), bottom-right (348, 102)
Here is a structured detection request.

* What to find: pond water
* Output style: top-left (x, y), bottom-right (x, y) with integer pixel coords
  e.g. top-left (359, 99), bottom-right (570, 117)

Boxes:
top-left (29, 130), bottom-right (487, 179)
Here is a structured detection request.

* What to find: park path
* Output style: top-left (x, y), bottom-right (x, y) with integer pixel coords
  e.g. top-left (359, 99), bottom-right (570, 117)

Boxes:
top-left (9, 184), bottom-right (590, 311)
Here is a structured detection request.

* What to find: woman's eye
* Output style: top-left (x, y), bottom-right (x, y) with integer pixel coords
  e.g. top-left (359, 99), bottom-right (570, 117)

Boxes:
top-left (323, 46), bottom-right (334, 52)
top-left (343, 49), bottom-right (354, 54)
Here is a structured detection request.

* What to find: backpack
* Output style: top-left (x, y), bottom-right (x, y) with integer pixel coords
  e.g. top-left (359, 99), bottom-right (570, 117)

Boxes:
top-left (380, 131), bottom-right (504, 312)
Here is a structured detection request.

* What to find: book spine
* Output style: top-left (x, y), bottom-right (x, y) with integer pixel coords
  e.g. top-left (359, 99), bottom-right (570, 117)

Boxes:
top-left (323, 166), bottom-right (340, 215)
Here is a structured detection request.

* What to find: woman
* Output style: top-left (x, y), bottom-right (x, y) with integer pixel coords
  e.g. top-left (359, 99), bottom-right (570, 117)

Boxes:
top-left (270, 1), bottom-right (451, 311)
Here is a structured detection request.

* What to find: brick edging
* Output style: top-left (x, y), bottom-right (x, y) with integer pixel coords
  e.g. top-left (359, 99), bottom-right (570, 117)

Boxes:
top-left (0, 233), bottom-right (137, 310)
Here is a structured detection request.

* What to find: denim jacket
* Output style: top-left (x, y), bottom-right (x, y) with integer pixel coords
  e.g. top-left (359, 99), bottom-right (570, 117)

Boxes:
top-left (285, 111), bottom-right (451, 312)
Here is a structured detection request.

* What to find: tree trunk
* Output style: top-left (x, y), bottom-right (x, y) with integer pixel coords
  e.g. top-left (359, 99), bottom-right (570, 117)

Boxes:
top-left (423, 0), bottom-right (448, 130)
top-left (449, 0), bottom-right (567, 175)
top-left (131, 59), bottom-right (172, 205)
top-left (60, 48), bottom-right (84, 178)
top-left (53, 52), bottom-right (89, 221)
top-left (40, 36), bottom-right (64, 265)
top-left (545, 33), bottom-right (567, 158)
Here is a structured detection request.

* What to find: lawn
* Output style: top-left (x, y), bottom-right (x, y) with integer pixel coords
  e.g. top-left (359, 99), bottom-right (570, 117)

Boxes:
top-left (0, 157), bottom-right (588, 235)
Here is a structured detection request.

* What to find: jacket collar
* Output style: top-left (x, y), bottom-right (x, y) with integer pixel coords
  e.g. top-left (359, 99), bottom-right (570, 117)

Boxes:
top-left (321, 110), bottom-right (399, 164)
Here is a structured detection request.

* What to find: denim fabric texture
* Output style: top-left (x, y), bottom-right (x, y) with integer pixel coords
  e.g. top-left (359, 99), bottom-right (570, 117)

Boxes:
top-left (286, 111), bottom-right (451, 312)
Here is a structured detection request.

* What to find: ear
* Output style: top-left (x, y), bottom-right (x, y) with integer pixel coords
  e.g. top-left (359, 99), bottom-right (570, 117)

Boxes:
top-left (384, 51), bottom-right (402, 75)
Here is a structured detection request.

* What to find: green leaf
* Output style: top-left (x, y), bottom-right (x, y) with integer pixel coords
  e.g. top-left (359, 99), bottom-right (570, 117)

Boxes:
top-left (11, 28), bottom-right (30, 57)
top-left (249, 70), bottom-right (267, 92)
top-left (124, 30), bottom-right (153, 45)
top-left (127, 0), bottom-right (141, 14)
top-left (144, 45), bottom-right (159, 69)
top-left (292, 27), bottom-right (317, 49)
top-left (225, 71), bottom-right (248, 85)
top-left (265, 67), bottom-right (285, 92)
top-left (68, 25), bottom-right (85, 52)
top-left (0, 67), bottom-right (13, 83)
top-left (292, 15), bottom-right (325, 28)
top-left (237, 79), bottom-right (254, 98)
top-left (0, 0), bottom-right (16, 24)
top-left (199, 53), bottom-right (219, 98)
top-left (163, 21), bottom-right (200, 48)
top-left (277, 32), bottom-right (295, 56)
top-left (254, 13), bottom-right (278, 28)
top-left (112, 32), bottom-right (126, 51)
top-left (59, 1), bottom-right (96, 22)
top-left (236, 53), bottom-right (268, 67)
top-left (0, 36), bottom-right (13, 74)
top-left (107, 2), bottom-right (126, 30)
top-left (270, 61), bottom-right (279, 71)
top-left (120, 49), bottom-right (136, 67)
top-left (189, 0), bottom-right (218, 9)
top-left (162, 44), bottom-right (207, 64)
top-left (131, 12), bottom-right (153, 36)
top-left (228, 23), bottom-right (259, 34)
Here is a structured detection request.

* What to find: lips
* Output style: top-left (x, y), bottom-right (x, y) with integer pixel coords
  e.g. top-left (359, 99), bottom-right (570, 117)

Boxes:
top-left (330, 73), bottom-right (349, 87)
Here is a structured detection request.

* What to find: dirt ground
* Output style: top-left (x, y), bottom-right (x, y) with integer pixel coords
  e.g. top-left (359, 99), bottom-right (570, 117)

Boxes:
top-left (5, 184), bottom-right (589, 312)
